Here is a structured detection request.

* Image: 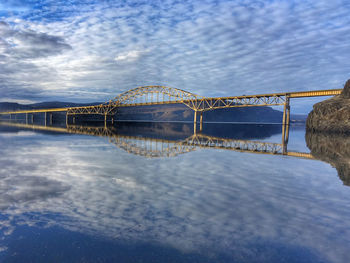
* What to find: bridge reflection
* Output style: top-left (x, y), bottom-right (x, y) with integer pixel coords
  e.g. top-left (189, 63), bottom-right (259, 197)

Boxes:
top-left (0, 121), bottom-right (313, 159)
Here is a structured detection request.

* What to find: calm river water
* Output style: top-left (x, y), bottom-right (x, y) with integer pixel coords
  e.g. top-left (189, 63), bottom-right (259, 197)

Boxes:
top-left (0, 121), bottom-right (349, 263)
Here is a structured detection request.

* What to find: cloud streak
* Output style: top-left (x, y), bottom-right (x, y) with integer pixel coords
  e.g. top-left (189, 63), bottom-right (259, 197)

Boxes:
top-left (0, 21), bottom-right (71, 58)
top-left (0, 0), bottom-right (350, 109)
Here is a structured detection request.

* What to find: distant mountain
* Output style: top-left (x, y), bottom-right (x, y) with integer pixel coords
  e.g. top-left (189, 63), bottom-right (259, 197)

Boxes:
top-left (0, 101), bottom-right (307, 123)
top-left (0, 101), bottom-right (103, 112)
top-left (115, 104), bottom-right (307, 123)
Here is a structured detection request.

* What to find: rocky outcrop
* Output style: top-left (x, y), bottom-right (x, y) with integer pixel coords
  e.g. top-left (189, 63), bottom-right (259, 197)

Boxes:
top-left (306, 131), bottom-right (350, 186)
top-left (306, 79), bottom-right (350, 133)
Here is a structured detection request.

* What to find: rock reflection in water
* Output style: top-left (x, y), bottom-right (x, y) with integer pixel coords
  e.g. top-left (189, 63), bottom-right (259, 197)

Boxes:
top-left (306, 131), bottom-right (350, 186)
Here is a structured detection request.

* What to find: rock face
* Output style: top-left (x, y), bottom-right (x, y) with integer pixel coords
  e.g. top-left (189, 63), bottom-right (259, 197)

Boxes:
top-left (306, 79), bottom-right (350, 133)
top-left (306, 131), bottom-right (350, 186)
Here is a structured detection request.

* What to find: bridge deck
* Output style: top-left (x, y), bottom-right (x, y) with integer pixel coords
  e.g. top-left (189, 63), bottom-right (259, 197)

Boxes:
top-left (0, 88), bottom-right (343, 115)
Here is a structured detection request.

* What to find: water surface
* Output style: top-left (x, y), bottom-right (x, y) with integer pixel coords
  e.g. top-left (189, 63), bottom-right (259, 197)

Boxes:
top-left (0, 121), bottom-right (349, 263)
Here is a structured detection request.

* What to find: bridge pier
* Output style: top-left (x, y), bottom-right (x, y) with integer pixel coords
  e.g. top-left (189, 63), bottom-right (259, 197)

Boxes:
top-left (282, 96), bottom-right (290, 126)
top-left (43, 112), bottom-right (53, 126)
top-left (104, 114), bottom-right (116, 127)
top-left (282, 96), bottom-right (290, 154)
top-left (193, 110), bottom-right (197, 134)
top-left (193, 110), bottom-right (204, 134)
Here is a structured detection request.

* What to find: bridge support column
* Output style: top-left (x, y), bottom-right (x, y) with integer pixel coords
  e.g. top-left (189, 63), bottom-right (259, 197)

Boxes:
top-left (282, 96), bottom-right (290, 126)
top-left (26, 113), bottom-right (28, 124)
top-left (31, 114), bottom-right (34, 123)
top-left (45, 112), bottom-right (47, 126)
top-left (66, 114), bottom-right (69, 127)
top-left (49, 113), bottom-right (53, 125)
top-left (200, 111), bottom-right (203, 132)
top-left (73, 115), bottom-right (76, 124)
top-left (282, 123), bottom-right (290, 155)
top-left (282, 96), bottom-right (290, 154)
top-left (285, 104), bottom-right (290, 143)
top-left (193, 110), bottom-right (197, 134)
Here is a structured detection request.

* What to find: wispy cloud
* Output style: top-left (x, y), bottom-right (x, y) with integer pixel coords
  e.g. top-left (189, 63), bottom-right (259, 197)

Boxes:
top-left (115, 50), bottom-right (148, 62)
top-left (0, 21), bottom-right (71, 58)
top-left (0, 0), bottom-right (349, 109)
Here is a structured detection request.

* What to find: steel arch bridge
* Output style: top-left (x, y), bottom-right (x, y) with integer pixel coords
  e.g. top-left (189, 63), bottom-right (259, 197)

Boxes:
top-left (64, 85), bottom-right (342, 133)
top-left (0, 84), bottom-right (343, 143)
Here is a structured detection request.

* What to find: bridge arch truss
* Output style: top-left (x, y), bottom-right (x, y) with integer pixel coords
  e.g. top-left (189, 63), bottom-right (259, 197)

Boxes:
top-left (109, 85), bottom-right (204, 110)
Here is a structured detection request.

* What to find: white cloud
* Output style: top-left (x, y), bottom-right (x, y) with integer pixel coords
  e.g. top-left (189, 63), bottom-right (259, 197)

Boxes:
top-left (115, 50), bottom-right (146, 61)
top-left (0, 0), bottom-right (350, 108)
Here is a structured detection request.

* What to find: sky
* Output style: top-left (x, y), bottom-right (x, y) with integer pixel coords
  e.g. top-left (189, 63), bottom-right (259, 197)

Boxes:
top-left (0, 0), bottom-right (350, 112)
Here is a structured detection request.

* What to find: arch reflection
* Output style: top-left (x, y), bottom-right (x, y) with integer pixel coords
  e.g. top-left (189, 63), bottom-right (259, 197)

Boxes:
top-left (0, 120), bottom-right (312, 159)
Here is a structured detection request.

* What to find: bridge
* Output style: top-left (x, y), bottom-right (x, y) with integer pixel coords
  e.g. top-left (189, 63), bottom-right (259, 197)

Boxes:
top-left (0, 121), bottom-right (313, 159)
top-left (0, 86), bottom-right (342, 142)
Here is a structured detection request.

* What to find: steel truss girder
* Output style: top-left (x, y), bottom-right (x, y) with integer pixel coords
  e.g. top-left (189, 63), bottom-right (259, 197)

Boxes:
top-left (189, 95), bottom-right (286, 111)
top-left (67, 105), bottom-right (118, 115)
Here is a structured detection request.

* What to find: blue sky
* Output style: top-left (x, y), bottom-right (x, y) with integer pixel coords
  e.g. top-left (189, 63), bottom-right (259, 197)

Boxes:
top-left (0, 0), bottom-right (349, 112)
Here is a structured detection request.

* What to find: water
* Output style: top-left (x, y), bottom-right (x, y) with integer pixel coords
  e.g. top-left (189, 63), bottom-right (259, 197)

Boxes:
top-left (0, 121), bottom-right (349, 263)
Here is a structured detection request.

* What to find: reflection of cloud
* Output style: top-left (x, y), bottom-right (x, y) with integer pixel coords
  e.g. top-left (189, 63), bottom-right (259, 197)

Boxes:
top-left (0, 131), bottom-right (38, 137)
top-left (114, 177), bottom-right (148, 191)
top-left (0, 175), bottom-right (70, 210)
top-left (0, 131), bottom-right (349, 262)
